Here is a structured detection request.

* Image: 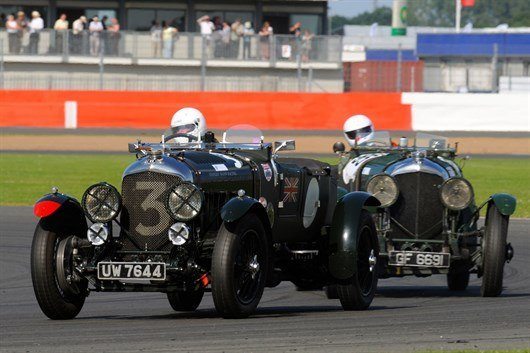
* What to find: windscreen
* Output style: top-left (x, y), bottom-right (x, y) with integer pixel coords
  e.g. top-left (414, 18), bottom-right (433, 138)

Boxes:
top-left (415, 133), bottom-right (448, 149)
top-left (357, 131), bottom-right (391, 147)
top-left (223, 124), bottom-right (263, 144)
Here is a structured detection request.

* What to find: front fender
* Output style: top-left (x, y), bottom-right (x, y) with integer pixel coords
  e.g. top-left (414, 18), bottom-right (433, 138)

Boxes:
top-left (34, 193), bottom-right (87, 237)
top-left (328, 191), bottom-right (380, 280)
top-left (220, 196), bottom-right (271, 228)
top-left (489, 193), bottom-right (516, 216)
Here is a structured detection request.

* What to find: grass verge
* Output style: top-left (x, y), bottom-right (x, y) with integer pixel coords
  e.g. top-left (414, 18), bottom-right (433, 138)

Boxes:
top-left (0, 154), bottom-right (528, 217)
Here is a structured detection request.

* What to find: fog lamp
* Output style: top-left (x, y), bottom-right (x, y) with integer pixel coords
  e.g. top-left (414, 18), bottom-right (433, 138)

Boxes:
top-left (168, 222), bottom-right (190, 246)
top-left (87, 223), bottom-right (109, 246)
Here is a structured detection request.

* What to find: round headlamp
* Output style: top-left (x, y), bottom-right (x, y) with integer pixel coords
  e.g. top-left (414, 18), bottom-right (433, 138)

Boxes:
top-left (440, 177), bottom-right (473, 211)
top-left (82, 183), bottom-right (121, 223)
top-left (366, 174), bottom-right (399, 207)
top-left (166, 182), bottom-right (203, 221)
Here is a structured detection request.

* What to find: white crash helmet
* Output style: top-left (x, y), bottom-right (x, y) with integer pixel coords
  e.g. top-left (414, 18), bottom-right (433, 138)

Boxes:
top-left (170, 107), bottom-right (207, 142)
top-left (343, 114), bottom-right (374, 147)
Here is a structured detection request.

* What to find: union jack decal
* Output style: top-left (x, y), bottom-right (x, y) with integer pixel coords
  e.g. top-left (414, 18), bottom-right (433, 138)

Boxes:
top-left (283, 177), bottom-right (299, 203)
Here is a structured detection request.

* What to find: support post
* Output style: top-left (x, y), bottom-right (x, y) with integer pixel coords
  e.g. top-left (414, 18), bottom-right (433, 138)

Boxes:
top-left (99, 42), bottom-right (104, 90)
top-left (396, 43), bottom-right (402, 91)
top-left (200, 35), bottom-right (207, 91)
top-left (455, 0), bottom-right (461, 33)
top-left (491, 43), bottom-right (499, 93)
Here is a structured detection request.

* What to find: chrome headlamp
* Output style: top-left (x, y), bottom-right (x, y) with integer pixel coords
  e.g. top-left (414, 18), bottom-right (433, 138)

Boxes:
top-left (440, 177), bottom-right (473, 211)
top-left (166, 182), bottom-right (203, 221)
top-left (82, 183), bottom-right (121, 223)
top-left (366, 174), bottom-right (399, 207)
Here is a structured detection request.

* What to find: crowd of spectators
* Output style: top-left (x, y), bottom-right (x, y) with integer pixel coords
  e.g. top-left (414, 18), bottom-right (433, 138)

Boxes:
top-left (1, 11), bottom-right (121, 56)
top-left (1, 11), bottom-right (315, 61)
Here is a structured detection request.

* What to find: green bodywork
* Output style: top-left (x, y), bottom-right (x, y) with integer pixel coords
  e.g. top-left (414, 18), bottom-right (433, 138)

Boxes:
top-left (220, 196), bottom-right (261, 223)
top-left (328, 192), bottom-right (380, 280)
top-left (489, 193), bottom-right (517, 216)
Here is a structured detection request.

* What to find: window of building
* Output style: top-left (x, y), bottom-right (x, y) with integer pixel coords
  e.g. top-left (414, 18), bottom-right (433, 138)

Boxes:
top-left (290, 14), bottom-right (321, 35)
top-left (127, 9), bottom-right (185, 31)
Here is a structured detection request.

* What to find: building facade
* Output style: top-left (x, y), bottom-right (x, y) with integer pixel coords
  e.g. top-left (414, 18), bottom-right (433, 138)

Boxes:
top-left (0, 0), bottom-right (328, 34)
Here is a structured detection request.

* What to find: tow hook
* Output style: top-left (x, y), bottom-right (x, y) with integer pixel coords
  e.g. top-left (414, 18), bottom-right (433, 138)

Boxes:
top-left (506, 243), bottom-right (514, 263)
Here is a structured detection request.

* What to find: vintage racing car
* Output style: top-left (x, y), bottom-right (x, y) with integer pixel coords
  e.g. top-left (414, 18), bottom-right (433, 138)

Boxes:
top-left (31, 126), bottom-right (380, 319)
top-left (333, 132), bottom-right (516, 296)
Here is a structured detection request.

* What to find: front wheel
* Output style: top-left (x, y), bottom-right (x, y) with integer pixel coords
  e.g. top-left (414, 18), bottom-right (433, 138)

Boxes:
top-left (211, 214), bottom-right (268, 319)
top-left (481, 204), bottom-right (509, 297)
top-left (167, 289), bottom-right (204, 312)
top-left (337, 211), bottom-right (378, 310)
top-left (31, 224), bottom-right (87, 319)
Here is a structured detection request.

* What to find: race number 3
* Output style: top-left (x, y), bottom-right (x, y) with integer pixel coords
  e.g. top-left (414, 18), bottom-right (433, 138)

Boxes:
top-left (135, 181), bottom-right (170, 236)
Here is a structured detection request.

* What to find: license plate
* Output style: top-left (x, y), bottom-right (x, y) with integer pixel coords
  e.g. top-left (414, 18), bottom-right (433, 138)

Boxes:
top-left (388, 251), bottom-right (450, 268)
top-left (97, 262), bottom-right (166, 280)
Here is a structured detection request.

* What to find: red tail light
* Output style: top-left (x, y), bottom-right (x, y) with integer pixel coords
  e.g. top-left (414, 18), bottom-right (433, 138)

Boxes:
top-left (34, 200), bottom-right (62, 218)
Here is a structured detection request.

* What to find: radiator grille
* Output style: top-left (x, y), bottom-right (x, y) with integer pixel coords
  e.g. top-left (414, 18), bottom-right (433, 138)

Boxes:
top-left (121, 172), bottom-right (181, 251)
top-left (390, 172), bottom-right (444, 240)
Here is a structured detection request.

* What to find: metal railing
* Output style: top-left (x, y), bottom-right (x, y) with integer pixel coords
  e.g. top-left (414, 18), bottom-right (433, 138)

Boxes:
top-left (0, 29), bottom-right (342, 64)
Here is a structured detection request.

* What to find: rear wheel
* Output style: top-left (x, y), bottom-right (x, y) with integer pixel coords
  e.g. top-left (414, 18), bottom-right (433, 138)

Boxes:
top-left (481, 204), bottom-right (509, 297)
top-left (167, 289), bottom-right (204, 312)
top-left (31, 224), bottom-right (87, 320)
top-left (211, 214), bottom-right (268, 318)
top-left (447, 261), bottom-right (470, 291)
top-left (337, 211), bottom-right (378, 310)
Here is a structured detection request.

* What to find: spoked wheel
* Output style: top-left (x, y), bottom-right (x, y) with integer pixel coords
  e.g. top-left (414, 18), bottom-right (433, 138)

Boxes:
top-left (167, 289), bottom-right (204, 312)
top-left (481, 204), bottom-right (509, 297)
top-left (31, 224), bottom-right (87, 319)
top-left (211, 214), bottom-right (268, 319)
top-left (337, 211), bottom-right (378, 311)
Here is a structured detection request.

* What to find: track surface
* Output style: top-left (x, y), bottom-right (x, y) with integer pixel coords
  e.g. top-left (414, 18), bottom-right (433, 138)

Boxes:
top-left (1, 207), bottom-right (529, 353)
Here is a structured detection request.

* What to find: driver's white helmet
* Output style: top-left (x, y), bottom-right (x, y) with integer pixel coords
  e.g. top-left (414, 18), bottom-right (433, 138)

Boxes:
top-left (170, 107), bottom-right (207, 142)
top-left (343, 114), bottom-right (374, 147)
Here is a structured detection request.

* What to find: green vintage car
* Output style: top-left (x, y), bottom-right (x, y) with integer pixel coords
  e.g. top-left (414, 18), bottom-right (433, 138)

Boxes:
top-left (333, 132), bottom-right (516, 296)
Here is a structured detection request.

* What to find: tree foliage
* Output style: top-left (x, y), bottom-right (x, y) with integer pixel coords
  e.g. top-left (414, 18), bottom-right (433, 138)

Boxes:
top-left (331, 6), bottom-right (392, 32)
top-left (407, 0), bottom-right (530, 28)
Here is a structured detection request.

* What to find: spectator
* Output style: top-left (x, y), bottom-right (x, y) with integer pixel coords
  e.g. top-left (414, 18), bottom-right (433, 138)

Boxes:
top-left (107, 18), bottom-right (120, 56)
top-left (242, 21), bottom-right (254, 60)
top-left (15, 11), bottom-right (27, 53)
top-left (162, 20), bottom-right (178, 59)
top-left (6, 14), bottom-right (19, 54)
top-left (197, 15), bottom-right (214, 36)
top-left (101, 16), bottom-right (108, 30)
top-left (53, 14), bottom-right (68, 53)
top-left (28, 11), bottom-right (44, 54)
top-left (89, 16), bottom-right (103, 56)
top-left (72, 16), bottom-right (87, 54)
top-left (0, 13), bottom-right (6, 28)
top-left (259, 21), bottom-right (273, 60)
top-left (289, 21), bottom-right (302, 60)
top-left (230, 19), bottom-right (243, 58)
top-left (150, 20), bottom-right (162, 57)
top-left (220, 22), bottom-right (231, 58)
top-left (301, 29), bottom-right (313, 62)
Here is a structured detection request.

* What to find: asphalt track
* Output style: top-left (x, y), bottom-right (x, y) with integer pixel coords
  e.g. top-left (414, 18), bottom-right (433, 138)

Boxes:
top-left (1, 207), bottom-right (529, 353)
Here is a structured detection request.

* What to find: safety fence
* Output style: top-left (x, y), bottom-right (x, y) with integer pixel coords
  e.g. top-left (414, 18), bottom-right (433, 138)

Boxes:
top-left (1, 90), bottom-right (528, 132)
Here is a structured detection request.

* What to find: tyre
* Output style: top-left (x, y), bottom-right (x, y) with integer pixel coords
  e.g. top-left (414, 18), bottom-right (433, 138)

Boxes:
top-left (481, 204), bottom-right (509, 297)
top-left (325, 285), bottom-right (339, 299)
top-left (447, 261), bottom-right (470, 291)
top-left (31, 224), bottom-right (87, 320)
top-left (211, 213), bottom-right (268, 319)
top-left (337, 211), bottom-right (378, 311)
top-left (167, 289), bottom-right (204, 312)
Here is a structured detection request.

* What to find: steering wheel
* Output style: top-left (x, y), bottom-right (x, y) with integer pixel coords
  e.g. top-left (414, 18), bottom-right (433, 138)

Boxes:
top-left (163, 133), bottom-right (198, 143)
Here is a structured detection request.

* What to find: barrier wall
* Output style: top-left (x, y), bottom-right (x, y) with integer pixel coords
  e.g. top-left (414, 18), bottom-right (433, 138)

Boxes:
top-left (0, 90), bottom-right (528, 132)
top-left (0, 91), bottom-right (411, 130)
top-left (402, 92), bottom-right (530, 132)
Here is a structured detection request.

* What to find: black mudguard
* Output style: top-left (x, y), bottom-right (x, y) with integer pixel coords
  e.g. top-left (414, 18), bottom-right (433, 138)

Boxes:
top-left (35, 193), bottom-right (87, 237)
top-left (220, 196), bottom-right (271, 230)
top-left (328, 191), bottom-right (380, 281)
